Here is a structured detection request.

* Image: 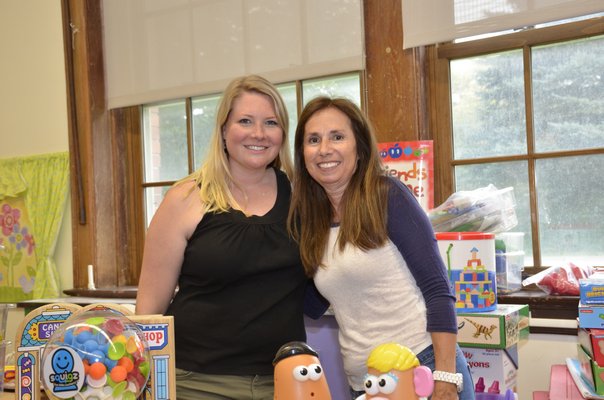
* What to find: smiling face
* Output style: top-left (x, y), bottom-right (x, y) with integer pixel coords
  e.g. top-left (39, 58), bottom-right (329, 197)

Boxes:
top-left (274, 353), bottom-right (332, 399)
top-left (364, 367), bottom-right (419, 400)
top-left (52, 348), bottom-right (74, 373)
top-left (223, 91), bottom-right (284, 175)
top-left (302, 107), bottom-right (358, 196)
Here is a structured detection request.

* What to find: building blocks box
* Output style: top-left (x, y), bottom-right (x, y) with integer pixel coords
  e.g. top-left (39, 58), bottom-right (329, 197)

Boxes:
top-left (456, 304), bottom-right (529, 349)
top-left (462, 345), bottom-right (519, 393)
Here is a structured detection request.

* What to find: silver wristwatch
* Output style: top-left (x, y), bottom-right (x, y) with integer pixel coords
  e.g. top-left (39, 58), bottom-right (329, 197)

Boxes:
top-left (432, 370), bottom-right (463, 392)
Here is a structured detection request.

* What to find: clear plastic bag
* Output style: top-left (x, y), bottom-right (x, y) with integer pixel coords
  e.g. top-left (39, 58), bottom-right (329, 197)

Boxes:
top-left (522, 262), bottom-right (594, 295)
top-left (428, 185), bottom-right (517, 233)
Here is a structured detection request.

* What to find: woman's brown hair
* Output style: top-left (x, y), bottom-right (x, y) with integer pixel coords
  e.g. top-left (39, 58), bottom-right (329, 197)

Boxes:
top-left (288, 97), bottom-right (390, 276)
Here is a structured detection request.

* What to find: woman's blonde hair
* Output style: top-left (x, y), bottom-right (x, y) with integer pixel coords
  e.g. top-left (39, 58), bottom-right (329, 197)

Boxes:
top-left (288, 96), bottom-right (389, 276)
top-left (182, 75), bottom-right (293, 213)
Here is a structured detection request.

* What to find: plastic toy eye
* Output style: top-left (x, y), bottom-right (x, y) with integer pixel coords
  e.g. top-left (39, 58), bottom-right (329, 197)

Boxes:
top-left (292, 365), bottom-right (310, 382)
top-left (308, 363), bottom-right (323, 381)
top-left (378, 373), bottom-right (398, 394)
top-left (364, 375), bottom-right (380, 395)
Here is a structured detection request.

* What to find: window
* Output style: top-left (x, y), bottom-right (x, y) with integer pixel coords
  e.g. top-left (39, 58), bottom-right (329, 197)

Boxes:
top-left (141, 72), bottom-right (362, 225)
top-left (433, 17), bottom-right (604, 271)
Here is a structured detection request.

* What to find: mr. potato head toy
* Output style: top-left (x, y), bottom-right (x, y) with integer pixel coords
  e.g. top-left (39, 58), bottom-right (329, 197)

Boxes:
top-left (273, 341), bottom-right (332, 399)
top-left (359, 343), bottom-right (434, 400)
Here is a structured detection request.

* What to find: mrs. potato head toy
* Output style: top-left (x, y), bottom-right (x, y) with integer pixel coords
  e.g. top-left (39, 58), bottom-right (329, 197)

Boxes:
top-left (273, 341), bottom-right (332, 399)
top-left (360, 343), bottom-right (434, 400)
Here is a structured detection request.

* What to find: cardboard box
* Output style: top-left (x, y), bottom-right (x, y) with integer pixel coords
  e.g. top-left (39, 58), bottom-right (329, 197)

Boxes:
top-left (457, 304), bottom-right (529, 349)
top-left (577, 343), bottom-right (604, 395)
top-left (578, 304), bottom-right (604, 329)
top-left (580, 277), bottom-right (604, 305)
top-left (462, 345), bottom-right (519, 393)
top-left (578, 327), bottom-right (604, 367)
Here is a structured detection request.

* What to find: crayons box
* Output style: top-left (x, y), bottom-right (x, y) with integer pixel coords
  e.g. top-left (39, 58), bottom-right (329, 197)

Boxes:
top-left (462, 345), bottom-right (519, 394)
top-left (456, 304), bottom-right (529, 349)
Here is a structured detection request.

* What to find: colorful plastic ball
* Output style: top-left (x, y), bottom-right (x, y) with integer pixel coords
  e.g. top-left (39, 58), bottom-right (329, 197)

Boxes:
top-left (118, 356), bottom-right (134, 372)
top-left (88, 362), bottom-right (107, 380)
top-left (40, 308), bottom-right (151, 400)
top-left (110, 365), bottom-right (128, 383)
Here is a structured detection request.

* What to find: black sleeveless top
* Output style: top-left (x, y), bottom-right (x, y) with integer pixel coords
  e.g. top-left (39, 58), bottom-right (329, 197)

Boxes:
top-left (166, 168), bottom-right (307, 375)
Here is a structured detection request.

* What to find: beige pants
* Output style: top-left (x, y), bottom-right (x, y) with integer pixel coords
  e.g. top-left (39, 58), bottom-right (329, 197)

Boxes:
top-left (174, 368), bottom-right (274, 400)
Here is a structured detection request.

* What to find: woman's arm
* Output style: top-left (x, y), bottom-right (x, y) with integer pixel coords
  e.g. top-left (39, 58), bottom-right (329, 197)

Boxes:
top-left (386, 177), bottom-right (457, 333)
top-left (136, 181), bottom-right (203, 315)
top-left (431, 332), bottom-right (460, 400)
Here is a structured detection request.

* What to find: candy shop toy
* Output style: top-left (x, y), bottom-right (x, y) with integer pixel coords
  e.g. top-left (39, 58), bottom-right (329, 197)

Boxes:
top-left (273, 341), bottom-right (332, 399)
top-left (15, 303), bottom-right (82, 399)
top-left (359, 343), bottom-right (433, 400)
top-left (40, 308), bottom-right (150, 400)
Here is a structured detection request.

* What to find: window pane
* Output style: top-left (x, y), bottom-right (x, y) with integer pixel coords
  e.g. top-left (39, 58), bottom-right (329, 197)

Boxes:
top-left (192, 94), bottom-right (221, 168)
top-left (532, 35), bottom-right (604, 153)
top-left (144, 186), bottom-right (170, 227)
top-left (302, 73), bottom-right (361, 106)
top-left (450, 50), bottom-right (526, 159)
top-left (536, 154), bottom-right (604, 267)
top-left (142, 101), bottom-right (188, 182)
top-left (454, 161), bottom-right (533, 266)
top-left (276, 82), bottom-right (298, 159)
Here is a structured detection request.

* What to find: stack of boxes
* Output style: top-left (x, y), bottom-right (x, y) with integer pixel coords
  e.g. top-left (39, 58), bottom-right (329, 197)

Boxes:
top-left (435, 230), bottom-right (530, 397)
top-left (457, 304), bottom-right (530, 397)
top-left (577, 275), bottom-right (604, 394)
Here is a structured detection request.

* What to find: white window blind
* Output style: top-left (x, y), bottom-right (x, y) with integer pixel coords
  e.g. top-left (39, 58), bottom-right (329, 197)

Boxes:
top-left (401, 0), bottom-right (604, 49)
top-left (102, 0), bottom-right (364, 109)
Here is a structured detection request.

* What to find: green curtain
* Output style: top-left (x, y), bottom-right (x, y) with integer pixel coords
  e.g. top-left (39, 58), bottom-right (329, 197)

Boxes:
top-left (0, 152), bottom-right (69, 299)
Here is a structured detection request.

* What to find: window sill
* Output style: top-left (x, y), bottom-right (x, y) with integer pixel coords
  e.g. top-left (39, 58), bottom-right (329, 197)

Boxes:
top-left (498, 286), bottom-right (579, 335)
top-left (63, 286), bottom-right (138, 299)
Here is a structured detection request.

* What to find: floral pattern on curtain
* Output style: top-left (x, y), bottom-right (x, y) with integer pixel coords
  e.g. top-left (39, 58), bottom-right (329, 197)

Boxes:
top-left (0, 152), bottom-right (69, 301)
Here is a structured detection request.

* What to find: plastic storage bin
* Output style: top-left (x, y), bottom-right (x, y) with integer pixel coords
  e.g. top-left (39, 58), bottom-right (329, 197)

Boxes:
top-left (495, 232), bottom-right (525, 293)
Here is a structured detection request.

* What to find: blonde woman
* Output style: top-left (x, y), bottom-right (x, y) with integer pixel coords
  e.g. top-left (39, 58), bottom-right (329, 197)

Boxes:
top-left (137, 75), bottom-right (307, 399)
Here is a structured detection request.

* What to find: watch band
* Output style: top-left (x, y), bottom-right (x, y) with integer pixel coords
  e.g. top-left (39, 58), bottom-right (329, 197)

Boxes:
top-left (432, 370), bottom-right (463, 392)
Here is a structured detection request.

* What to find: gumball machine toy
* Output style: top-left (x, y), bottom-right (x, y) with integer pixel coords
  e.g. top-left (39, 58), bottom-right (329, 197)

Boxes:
top-left (40, 309), bottom-right (151, 400)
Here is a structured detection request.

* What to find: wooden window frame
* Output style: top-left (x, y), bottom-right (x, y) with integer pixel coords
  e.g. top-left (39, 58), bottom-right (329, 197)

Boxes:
top-left (63, 0), bottom-right (144, 293)
top-left (61, 0), bottom-right (451, 294)
top-left (428, 16), bottom-right (604, 274)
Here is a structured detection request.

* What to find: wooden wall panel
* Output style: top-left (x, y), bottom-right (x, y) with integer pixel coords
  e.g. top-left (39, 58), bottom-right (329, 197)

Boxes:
top-left (363, 0), bottom-right (429, 142)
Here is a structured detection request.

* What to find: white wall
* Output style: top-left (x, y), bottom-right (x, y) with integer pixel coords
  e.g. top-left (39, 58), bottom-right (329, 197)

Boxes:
top-left (517, 334), bottom-right (578, 399)
top-left (0, 0), bottom-right (73, 344)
